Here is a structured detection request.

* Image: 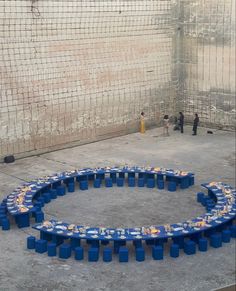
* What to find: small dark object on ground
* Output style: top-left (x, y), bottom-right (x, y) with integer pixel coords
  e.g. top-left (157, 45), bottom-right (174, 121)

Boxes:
top-left (4, 155), bottom-right (15, 163)
top-left (207, 131), bottom-right (213, 134)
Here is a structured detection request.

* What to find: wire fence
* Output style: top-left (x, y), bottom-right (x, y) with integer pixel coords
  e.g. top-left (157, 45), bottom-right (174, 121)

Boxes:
top-left (180, 0), bottom-right (235, 127)
top-left (0, 0), bottom-right (235, 158)
top-left (0, 0), bottom-right (176, 157)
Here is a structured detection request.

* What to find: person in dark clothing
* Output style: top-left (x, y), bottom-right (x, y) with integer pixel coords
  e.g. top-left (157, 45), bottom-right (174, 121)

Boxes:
top-left (179, 112), bottom-right (184, 133)
top-left (192, 113), bottom-right (199, 135)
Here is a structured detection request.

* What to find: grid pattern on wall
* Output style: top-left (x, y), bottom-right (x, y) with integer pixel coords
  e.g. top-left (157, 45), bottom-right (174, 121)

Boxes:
top-left (180, 0), bottom-right (235, 127)
top-left (0, 0), bottom-right (176, 157)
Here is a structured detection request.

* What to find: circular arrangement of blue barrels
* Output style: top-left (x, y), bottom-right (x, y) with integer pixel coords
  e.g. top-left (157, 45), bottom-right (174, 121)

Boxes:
top-left (0, 166), bottom-right (235, 263)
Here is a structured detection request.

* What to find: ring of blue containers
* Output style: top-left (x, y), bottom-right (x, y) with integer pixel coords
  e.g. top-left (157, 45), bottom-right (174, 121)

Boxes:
top-left (1, 167), bottom-right (236, 263)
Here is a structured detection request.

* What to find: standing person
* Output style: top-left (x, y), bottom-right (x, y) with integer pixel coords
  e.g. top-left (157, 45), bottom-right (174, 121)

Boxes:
top-left (179, 112), bottom-right (184, 133)
top-left (192, 113), bottom-right (199, 135)
top-left (140, 112), bottom-right (145, 133)
top-left (163, 114), bottom-right (169, 136)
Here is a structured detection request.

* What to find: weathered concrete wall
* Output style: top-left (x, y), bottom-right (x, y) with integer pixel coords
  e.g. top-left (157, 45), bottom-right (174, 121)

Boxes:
top-left (0, 0), bottom-right (177, 158)
top-left (178, 0), bottom-right (236, 129)
top-left (0, 0), bottom-right (235, 159)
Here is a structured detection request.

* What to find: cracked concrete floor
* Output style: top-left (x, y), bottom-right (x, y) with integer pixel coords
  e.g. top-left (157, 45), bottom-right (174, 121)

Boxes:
top-left (0, 126), bottom-right (235, 291)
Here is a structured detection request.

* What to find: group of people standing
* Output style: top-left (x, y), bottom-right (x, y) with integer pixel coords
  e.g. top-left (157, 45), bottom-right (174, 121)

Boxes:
top-left (163, 112), bottom-right (199, 136)
top-left (140, 111), bottom-right (200, 136)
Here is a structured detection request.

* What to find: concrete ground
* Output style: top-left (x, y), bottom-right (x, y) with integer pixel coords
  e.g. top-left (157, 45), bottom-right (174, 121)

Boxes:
top-left (0, 126), bottom-right (235, 291)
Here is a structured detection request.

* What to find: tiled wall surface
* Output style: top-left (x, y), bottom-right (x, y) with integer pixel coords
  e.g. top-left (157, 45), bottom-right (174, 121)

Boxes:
top-left (0, 0), bottom-right (177, 158)
top-left (0, 0), bottom-right (235, 158)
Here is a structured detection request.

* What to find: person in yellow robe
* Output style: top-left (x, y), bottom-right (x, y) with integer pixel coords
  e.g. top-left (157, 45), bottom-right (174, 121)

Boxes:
top-left (140, 112), bottom-right (145, 133)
